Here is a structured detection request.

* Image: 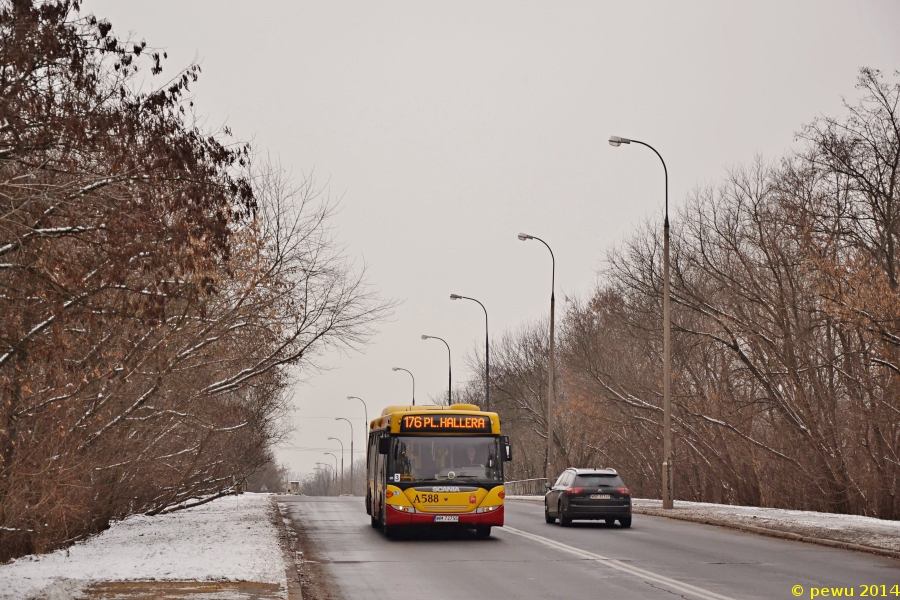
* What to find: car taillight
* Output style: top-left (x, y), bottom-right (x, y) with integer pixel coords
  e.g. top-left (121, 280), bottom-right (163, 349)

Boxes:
top-left (617, 487), bottom-right (630, 496)
top-left (566, 487), bottom-right (583, 495)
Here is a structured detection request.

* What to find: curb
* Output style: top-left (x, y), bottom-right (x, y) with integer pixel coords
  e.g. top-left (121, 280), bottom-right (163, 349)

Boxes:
top-left (505, 497), bottom-right (900, 561)
top-left (632, 506), bottom-right (900, 561)
top-left (271, 498), bottom-right (303, 600)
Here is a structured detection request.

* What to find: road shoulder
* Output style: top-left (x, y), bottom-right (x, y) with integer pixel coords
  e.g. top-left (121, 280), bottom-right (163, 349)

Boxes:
top-left (275, 498), bottom-right (341, 600)
top-left (272, 499), bottom-right (303, 600)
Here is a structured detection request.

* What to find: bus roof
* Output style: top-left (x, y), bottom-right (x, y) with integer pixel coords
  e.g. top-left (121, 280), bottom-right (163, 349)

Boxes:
top-left (370, 404), bottom-right (500, 435)
top-left (379, 403), bottom-right (481, 416)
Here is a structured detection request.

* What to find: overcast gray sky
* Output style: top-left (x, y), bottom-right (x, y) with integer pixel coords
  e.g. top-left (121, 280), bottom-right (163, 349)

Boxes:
top-left (86, 0), bottom-right (900, 478)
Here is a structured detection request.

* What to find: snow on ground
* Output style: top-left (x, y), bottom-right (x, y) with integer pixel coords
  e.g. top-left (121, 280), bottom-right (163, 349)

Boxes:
top-left (633, 498), bottom-right (900, 553)
top-left (0, 493), bottom-right (286, 600)
top-left (507, 495), bottom-right (900, 553)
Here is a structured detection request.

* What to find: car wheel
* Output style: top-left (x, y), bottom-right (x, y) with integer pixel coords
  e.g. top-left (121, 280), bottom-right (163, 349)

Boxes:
top-left (558, 501), bottom-right (571, 526)
top-left (619, 516), bottom-right (632, 528)
top-left (475, 526), bottom-right (492, 538)
top-left (544, 503), bottom-right (555, 523)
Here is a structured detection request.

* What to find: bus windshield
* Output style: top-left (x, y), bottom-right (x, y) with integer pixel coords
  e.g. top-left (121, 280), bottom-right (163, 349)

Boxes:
top-left (390, 436), bottom-right (502, 483)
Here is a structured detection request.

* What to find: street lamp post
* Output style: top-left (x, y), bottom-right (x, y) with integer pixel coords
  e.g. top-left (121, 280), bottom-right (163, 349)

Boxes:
top-left (517, 233), bottom-right (556, 481)
top-left (314, 466), bottom-right (331, 495)
top-left (609, 134), bottom-right (673, 510)
top-left (422, 335), bottom-right (452, 405)
top-left (347, 396), bottom-right (368, 430)
top-left (324, 452), bottom-right (338, 483)
top-left (335, 418), bottom-right (354, 495)
top-left (450, 294), bottom-right (490, 411)
top-left (392, 367), bottom-right (415, 405)
top-left (316, 462), bottom-right (334, 494)
top-left (327, 437), bottom-right (345, 494)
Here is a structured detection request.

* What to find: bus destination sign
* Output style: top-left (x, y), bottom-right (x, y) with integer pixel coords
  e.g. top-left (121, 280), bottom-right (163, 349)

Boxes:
top-left (399, 414), bottom-right (493, 433)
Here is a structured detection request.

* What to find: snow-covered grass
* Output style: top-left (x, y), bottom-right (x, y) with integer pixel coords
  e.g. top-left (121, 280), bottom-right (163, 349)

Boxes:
top-left (507, 495), bottom-right (900, 554)
top-left (633, 498), bottom-right (900, 553)
top-left (0, 493), bottom-right (286, 600)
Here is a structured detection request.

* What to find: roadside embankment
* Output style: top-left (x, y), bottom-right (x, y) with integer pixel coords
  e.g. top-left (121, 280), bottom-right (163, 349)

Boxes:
top-left (0, 493), bottom-right (289, 599)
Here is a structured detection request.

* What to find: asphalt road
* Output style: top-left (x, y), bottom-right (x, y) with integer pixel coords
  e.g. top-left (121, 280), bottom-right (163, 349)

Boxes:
top-left (276, 496), bottom-right (900, 600)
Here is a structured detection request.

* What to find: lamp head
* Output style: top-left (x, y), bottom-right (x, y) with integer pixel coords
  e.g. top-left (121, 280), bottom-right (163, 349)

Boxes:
top-left (517, 233), bottom-right (532, 241)
top-left (421, 335), bottom-right (429, 340)
top-left (392, 367), bottom-right (400, 371)
top-left (609, 135), bottom-right (631, 147)
top-left (450, 294), bottom-right (461, 300)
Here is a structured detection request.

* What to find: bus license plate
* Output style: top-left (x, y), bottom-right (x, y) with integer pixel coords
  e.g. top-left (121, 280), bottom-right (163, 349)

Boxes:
top-left (434, 515), bottom-right (459, 522)
top-left (590, 494), bottom-right (611, 500)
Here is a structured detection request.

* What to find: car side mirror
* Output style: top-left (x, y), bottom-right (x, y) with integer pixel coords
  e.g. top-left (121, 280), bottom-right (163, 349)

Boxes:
top-left (378, 437), bottom-right (390, 454)
top-left (544, 482), bottom-right (551, 490)
top-left (501, 435), bottom-right (512, 461)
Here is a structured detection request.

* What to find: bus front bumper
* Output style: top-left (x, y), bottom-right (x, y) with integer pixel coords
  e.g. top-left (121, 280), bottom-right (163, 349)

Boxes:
top-left (386, 504), bottom-right (504, 527)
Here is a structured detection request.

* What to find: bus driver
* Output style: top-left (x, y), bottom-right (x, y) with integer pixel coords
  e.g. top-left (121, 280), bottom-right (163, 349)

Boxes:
top-left (465, 445), bottom-right (483, 467)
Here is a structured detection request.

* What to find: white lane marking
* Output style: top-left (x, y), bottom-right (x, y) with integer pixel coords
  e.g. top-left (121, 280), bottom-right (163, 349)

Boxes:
top-left (502, 526), bottom-right (736, 600)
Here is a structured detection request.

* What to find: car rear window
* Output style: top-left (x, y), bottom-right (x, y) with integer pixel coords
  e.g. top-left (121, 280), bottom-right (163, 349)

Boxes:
top-left (575, 474), bottom-right (625, 487)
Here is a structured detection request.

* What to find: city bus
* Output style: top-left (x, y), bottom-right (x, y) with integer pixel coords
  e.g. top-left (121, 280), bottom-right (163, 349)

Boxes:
top-left (365, 403), bottom-right (511, 538)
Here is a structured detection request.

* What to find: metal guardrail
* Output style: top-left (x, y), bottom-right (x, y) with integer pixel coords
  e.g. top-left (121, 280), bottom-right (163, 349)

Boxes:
top-left (504, 478), bottom-right (548, 496)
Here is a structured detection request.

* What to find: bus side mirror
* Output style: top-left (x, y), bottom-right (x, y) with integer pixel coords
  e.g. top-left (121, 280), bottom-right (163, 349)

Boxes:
top-left (501, 436), bottom-right (512, 461)
top-left (378, 437), bottom-right (390, 454)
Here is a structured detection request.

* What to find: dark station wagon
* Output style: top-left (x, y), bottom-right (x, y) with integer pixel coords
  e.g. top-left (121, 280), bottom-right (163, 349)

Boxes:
top-left (544, 468), bottom-right (632, 527)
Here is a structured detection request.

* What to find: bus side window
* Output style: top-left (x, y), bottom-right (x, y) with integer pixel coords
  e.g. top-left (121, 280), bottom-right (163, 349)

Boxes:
top-left (375, 439), bottom-right (385, 486)
top-left (367, 434), bottom-right (377, 478)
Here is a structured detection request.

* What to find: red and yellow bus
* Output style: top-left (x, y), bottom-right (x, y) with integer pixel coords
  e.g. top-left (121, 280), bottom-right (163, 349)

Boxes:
top-left (365, 403), bottom-right (511, 537)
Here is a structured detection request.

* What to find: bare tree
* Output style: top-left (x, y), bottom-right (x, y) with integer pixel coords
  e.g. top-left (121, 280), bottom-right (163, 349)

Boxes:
top-left (0, 2), bottom-right (392, 560)
top-left (458, 68), bottom-right (900, 519)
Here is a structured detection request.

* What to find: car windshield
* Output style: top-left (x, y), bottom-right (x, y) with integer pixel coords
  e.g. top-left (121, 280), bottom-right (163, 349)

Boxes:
top-left (389, 436), bottom-right (502, 483)
top-left (575, 474), bottom-right (625, 487)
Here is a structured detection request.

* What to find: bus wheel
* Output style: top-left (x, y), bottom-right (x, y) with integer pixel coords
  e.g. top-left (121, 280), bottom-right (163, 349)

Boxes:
top-left (475, 526), bottom-right (491, 538)
top-left (381, 511), bottom-right (394, 538)
top-left (371, 514), bottom-right (379, 528)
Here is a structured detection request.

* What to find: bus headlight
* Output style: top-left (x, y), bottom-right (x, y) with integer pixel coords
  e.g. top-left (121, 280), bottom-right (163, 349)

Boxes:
top-left (391, 505), bottom-right (417, 513)
top-left (475, 505), bottom-right (500, 514)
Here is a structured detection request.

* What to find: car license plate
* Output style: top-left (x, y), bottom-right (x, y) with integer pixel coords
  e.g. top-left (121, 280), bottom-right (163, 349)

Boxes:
top-left (434, 515), bottom-right (459, 522)
top-left (590, 494), bottom-right (611, 500)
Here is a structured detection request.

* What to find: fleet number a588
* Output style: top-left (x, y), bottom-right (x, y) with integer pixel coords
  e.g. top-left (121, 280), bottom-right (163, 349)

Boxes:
top-left (414, 494), bottom-right (439, 503)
